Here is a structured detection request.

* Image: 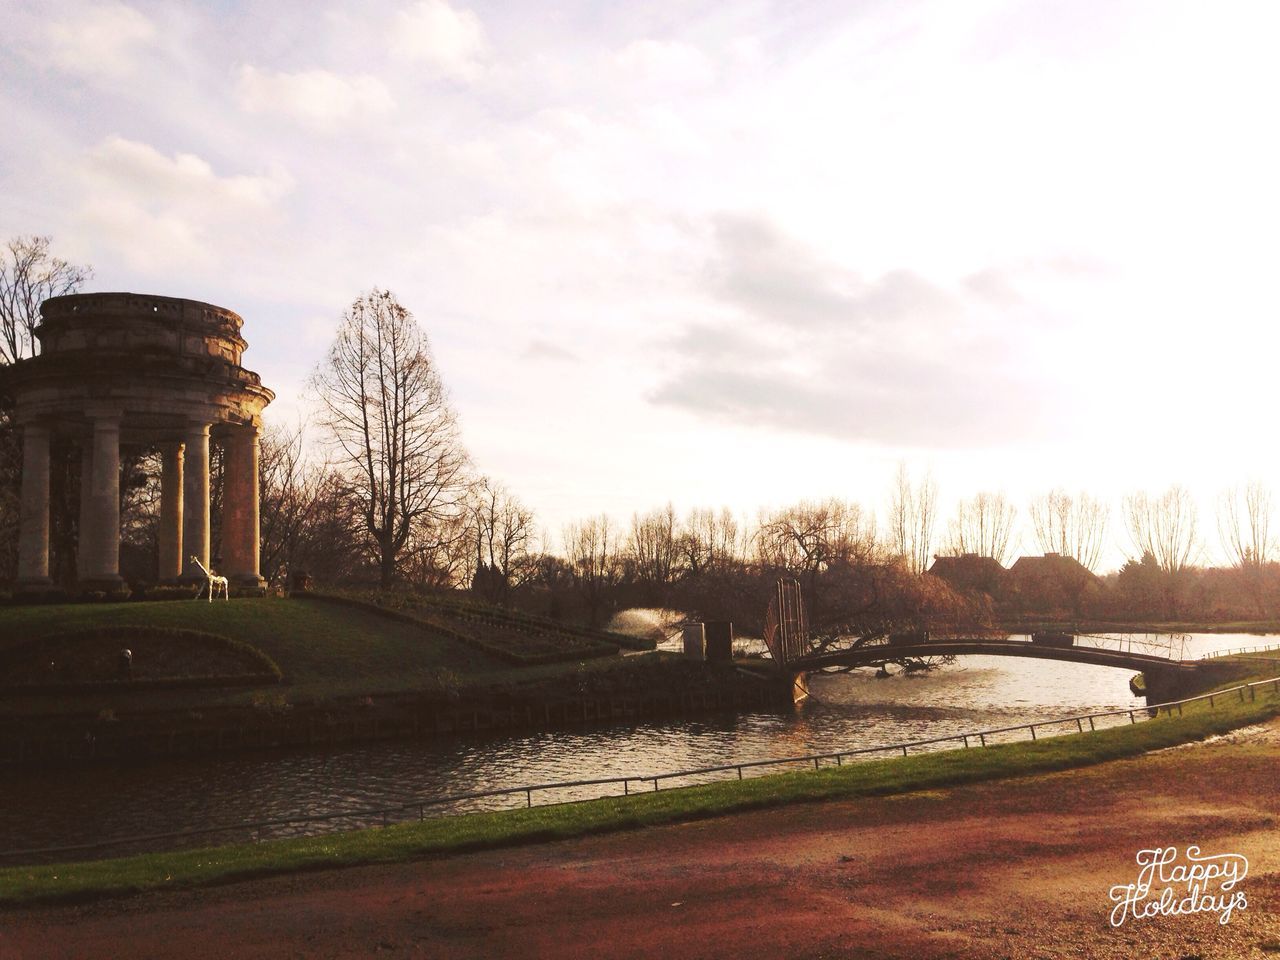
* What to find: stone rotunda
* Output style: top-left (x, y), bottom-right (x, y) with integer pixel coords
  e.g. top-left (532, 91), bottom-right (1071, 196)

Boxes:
top-left (8, 292), bottom-right (274, 594)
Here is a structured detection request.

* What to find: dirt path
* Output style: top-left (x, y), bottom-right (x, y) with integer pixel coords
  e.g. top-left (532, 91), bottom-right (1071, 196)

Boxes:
top-left (2, 723), bottom-right (1278, 960)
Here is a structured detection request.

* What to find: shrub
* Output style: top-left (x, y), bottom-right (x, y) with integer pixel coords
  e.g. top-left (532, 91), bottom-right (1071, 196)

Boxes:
top-left (0, 627), bottom-right (283, 690)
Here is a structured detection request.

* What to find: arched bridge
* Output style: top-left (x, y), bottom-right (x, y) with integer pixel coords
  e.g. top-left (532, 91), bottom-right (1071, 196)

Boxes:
top-left (792, 638), bottom-right (1194, 675)
top-left (773, 635), bottom-right (1242, 704)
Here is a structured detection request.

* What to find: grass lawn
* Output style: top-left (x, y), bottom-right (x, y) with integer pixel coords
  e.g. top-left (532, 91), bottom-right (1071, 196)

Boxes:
top-left (1, 662), bottom-right (1277, 907)
top-left (0, 598), bottom-right (508, 705)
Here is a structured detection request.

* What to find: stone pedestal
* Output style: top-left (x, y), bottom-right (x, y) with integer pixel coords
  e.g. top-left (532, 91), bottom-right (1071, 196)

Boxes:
top-left (682, 623), bottom-right (706, 661)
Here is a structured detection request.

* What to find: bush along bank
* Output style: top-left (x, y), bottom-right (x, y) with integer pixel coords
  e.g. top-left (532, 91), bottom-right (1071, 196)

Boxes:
top-left (0, 654), bottom-right (782, 767)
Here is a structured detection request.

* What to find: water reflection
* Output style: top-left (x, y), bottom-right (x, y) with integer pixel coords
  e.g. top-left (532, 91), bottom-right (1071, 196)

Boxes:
top-left (0, 631), bottom-right (1268, 862)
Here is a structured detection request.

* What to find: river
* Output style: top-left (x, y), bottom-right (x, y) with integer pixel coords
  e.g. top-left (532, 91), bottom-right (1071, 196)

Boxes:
top-left (0, 626), bottom-right (1270, 863)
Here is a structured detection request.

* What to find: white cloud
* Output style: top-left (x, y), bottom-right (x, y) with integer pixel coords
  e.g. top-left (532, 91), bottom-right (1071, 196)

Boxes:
top-left (88, 136), bottom-right (292, 206)
top-left (649, 212), bottom-right (1071, 448)
top-left (237, 65), bottom-right (395, 130)
top-left (523, 339), bottom-right (580, 363)
top-left (46, 1), bottom-right (156, 78)
top-left (390, 0), bottom-right (488, 81)
top-left (77, 136), bottom-right (293, 270)
top-left (615, 39), bottom-right (716, 89)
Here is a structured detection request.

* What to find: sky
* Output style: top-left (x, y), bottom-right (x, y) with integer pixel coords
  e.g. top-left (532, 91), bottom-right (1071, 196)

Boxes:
top-left (3, 0), bottom-right (1279, 571)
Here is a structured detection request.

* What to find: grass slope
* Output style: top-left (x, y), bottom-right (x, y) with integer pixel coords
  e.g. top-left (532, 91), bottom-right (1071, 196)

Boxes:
top-left (2, 671), bottom-right (1276, 907)
top-left (0, 599), bottom-right (506, 703)
top-left (1006, 618), bottom-right (1280, 636)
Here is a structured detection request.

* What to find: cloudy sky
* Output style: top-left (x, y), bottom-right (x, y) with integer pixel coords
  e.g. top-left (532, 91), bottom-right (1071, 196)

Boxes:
top-left (3, 0), bottom-right (1279, 569)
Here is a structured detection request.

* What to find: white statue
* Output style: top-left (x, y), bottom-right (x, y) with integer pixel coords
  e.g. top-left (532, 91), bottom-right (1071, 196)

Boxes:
top-left (189, 555), bottom-right (229, 602)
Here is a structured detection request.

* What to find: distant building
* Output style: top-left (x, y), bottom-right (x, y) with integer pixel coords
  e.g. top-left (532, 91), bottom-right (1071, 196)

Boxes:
top-left (1005, 553), bottom-right (1101, 616)
top-left (926, 553), bottom-right (1006, 597)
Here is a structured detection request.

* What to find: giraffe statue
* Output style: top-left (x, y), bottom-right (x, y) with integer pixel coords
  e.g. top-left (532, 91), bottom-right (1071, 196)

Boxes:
top-left (190, 555), bottom-right (229, 602)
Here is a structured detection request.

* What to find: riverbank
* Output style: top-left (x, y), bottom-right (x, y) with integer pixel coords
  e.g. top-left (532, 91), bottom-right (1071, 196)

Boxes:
top-left (3, 703), bottom-right (1278, 957)
top-left (0, 597), bottom-right (781, 766)
top-left (0, 651), bottom-right (777, 766)
top-left (1001, 617), bottom-right (1280, 636)
top-left (1, 659), bottom-right (1276, 907)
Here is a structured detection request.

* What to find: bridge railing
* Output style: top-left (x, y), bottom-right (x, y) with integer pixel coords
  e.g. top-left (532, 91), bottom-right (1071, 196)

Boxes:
top-left (1201, 641), bottom-right (1280, 659)
top-left (799, 632), bottom-right (1185, 664)
top-left (1071, 632), bottom-right (1186, 660)
top-left (3, 673), bottom-right (1278, 866)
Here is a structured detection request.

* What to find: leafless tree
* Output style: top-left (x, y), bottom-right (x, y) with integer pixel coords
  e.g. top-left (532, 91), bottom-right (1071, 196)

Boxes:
top-left (1028, 489), bottom-right (1110, 571)
top-left (627, 503), bottom-right (680, 597)
top-left (678, 506), bottom-right (741, 577)
top-left (255, 423), bottom-right (330, 584)
top-left (1217, 481), bottom-right (1272, 569)
top-left (562, 514), bottom-right (622, 626)
top-left (944, 492), bottom-right (1017, 565)
top-left (0, 237), bottom-right (91, 579)
top-left (1124, 485), bottom-right (1200, 573)
top-left (467, 476), bottom-right (537, 601)
top-left (887, 462), bottom-right (937, 574)
top-left (0, 236), bottom-right (92, 364)
top-left (311, 289), bottom-right (470, 588)
top-left (290, 471), bottom-right (367, 582)
top-left (755, 498), bottom-right (879, 609)
top-left (398, 506), bottom-right (472, 589)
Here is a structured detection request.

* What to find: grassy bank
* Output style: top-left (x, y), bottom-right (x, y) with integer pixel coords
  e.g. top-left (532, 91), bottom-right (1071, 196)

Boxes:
top-left (1002, 618), bottom-right (1280, 636)
top-left (0, 598), bottom-right (502, 697)
top-left (0, 598), bottom-right (659, 717)
top-left (3, 668), bottom-right (1277, 908)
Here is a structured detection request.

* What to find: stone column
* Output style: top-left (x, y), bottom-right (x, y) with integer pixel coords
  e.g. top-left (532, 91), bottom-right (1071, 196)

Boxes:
top-left (181, 422), bottom-right (211, 581)
top-left (80, 412), bottom-right (124, 587)
top-left (223, 425), bottom-right (263, 587)
top-left (158, 441), bottom-right (185, 581)
top-left (78, 441), bottom-right (95, 571)
top-left (16, 423), bottom-right (52, 590)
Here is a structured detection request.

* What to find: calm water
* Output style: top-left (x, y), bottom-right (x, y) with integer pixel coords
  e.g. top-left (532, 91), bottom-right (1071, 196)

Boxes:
top-left (0, 629), bottom-right (1271, 862)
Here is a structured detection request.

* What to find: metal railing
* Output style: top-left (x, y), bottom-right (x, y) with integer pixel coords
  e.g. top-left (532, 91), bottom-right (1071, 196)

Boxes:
top-left (809, 632), bottom-right (1187, 664)
top-left (4, 672), bottom-right (1278, 866)
top-left (1073, 632), bottom-right (1188, 660)
top-left (1201, 641), bottom-right (1280, 659)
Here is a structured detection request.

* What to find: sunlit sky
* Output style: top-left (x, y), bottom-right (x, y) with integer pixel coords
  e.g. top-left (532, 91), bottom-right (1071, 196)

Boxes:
top-left (3, 0), bottom-right (1279, 570)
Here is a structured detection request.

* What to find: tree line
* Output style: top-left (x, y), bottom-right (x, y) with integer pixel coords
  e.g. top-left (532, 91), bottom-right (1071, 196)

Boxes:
top-left (2, 237), bottom-right (1279, 628)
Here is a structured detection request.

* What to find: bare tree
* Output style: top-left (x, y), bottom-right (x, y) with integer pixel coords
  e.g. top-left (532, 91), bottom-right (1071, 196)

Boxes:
top-left (255, 423), bottom-right (329, 584)
top-left (0, 236), bottom-right (92, 364)
top-left (290, 471), bottom-right (367, 582)
top-left (1217, 481), bottom-right (1272, 569)
top-left (1028, 489), bottom-right (1110, 571)
top-left (0, 236), bottom-right (91, 579)
top-left (755, 498), bottom-right (879, 607)
top-left (468, 476), bottom-right (536, 602)
top-left (945, 492), bottom-right (1017, 565)
top-left (678, 506), bottom-right (741, 577)
top-left (627, 503), bottom-right (680, 599)
top-left (399, 506), bottom-right (472, 589)
top-left (311, 289), bottom-right (470, 588)
top-left (887, 462), bottom-right (937, 574)
top-left (563, 514), bottom-right (622, 626)
top-left (1124, 485), bottom-right (1200, 573)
